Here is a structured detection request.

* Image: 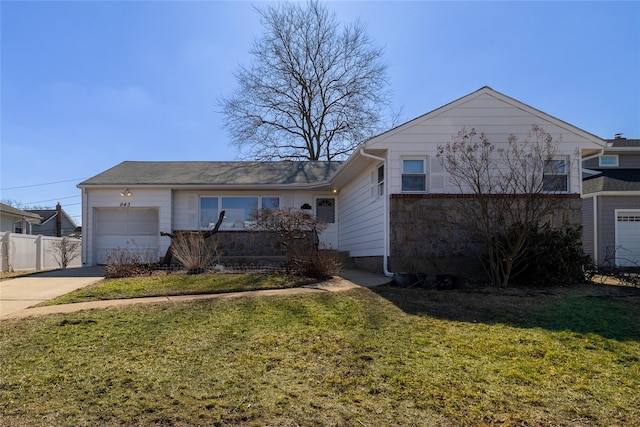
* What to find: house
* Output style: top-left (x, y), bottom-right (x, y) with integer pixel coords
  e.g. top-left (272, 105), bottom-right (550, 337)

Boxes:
top-left (582, 137), bottom-right (640, 267)
top-left (0, 203), bottom-right (42, 234)
top-left (78, 87), bottom-right (607, 276)
top-left (26, 203), bottom-right (79, 237)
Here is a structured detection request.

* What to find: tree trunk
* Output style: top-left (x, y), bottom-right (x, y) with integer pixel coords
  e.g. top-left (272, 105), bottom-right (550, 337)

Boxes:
top-left (160, 210), bottom-right (225, 266)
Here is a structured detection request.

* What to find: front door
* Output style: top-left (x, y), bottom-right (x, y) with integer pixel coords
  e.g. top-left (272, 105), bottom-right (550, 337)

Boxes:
top-left (315, 197), bottom-right (338, 249)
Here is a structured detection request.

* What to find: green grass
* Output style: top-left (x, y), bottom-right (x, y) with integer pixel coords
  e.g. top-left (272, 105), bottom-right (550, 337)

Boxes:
top-left (1, 278), bottom-right (639, 426)
top-left (43, 273), bottom-right (316, 305)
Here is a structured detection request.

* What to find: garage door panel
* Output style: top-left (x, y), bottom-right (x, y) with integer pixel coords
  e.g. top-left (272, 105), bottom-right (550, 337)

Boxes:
top-left (95, 208), bottom-right (159, 264)
top-left (616, 212), bottom-right (640, 267)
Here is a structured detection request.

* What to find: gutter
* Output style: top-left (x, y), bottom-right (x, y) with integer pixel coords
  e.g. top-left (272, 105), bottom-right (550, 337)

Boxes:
top-left (581, 149), bottom-right (605, 162)
top-left (359, 148), bottom-right (394, 277)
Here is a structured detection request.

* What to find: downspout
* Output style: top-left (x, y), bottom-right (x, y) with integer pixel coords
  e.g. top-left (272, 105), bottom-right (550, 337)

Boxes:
top-left (359, 148), bottom-right (394, 277)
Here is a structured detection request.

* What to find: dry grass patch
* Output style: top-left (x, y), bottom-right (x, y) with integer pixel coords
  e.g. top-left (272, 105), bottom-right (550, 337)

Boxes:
top-left (1, 284), bottom-right (639, 426)
top-left (42, 272), bottom-right (317, 305)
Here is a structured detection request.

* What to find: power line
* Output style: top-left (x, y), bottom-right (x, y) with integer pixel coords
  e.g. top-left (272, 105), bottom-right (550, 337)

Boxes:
top-left (0, 178), bottom-right (87, 191)
top-left (24, 195), bottom-right (80, 205)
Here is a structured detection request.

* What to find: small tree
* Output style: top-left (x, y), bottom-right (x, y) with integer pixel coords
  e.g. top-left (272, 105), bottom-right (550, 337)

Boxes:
top-left (437, 125), bottom-right (575, 287)
top-left (50, 236), bottom-right (81, 269)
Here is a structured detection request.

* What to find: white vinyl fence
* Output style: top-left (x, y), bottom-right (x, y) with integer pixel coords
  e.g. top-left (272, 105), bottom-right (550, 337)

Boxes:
top-left (0, 232), bottom-right (82, 272)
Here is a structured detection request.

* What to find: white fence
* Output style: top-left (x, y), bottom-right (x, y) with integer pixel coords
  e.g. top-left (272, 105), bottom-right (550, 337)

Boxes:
top-left (0, 232), bottom-right (82, 272)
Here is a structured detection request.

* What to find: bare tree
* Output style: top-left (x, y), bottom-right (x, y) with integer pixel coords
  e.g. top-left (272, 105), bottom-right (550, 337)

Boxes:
top-left (50, 236), bottom-right (81, 269)
top-left (220, 0), bottom-right (392, 161)
top-left (437, 125), bottom-right (575, 287)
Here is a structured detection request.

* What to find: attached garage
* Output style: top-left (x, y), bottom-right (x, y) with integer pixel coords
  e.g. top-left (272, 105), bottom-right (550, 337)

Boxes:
top-left (95, 207), bottom-right (159, 264)
top-left (615, 210), bottom-right (640, 267)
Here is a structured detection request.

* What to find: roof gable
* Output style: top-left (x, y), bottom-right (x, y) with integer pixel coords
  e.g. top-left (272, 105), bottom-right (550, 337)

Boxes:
top-left (363, 86), bottom-right (606, 150)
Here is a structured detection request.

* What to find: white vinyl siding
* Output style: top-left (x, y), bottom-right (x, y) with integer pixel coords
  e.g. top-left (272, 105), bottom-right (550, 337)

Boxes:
top-left (369, 91), bottom-right (588, 195)
top-left (338, 164), bottom-right (385, 257)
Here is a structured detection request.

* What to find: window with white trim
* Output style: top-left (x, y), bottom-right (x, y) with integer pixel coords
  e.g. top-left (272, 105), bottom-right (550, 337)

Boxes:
top-left (543, 157), bottom-right (569, 192)
top-left (377, 164), bottom-right (384, 197)
top-left (599, 155), bottom-right (618, 167)
top-left (402, 158), bottom-right (427, 192)
top-left (199, 196), bottom-right (280, 230)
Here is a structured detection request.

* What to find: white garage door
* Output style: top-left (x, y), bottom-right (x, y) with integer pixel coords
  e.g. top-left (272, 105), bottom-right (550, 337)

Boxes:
top-left (95, 208), bottom-right (159, 264)
top-left (616, 212), bottom-right (640, 267)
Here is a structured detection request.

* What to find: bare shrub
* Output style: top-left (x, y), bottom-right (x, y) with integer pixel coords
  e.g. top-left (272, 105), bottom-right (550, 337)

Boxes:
top-left (288, 244), bottom-right (343, 279)
top-left (49, 236), bottom-right (81, 269)
top-left (437, 125), bottom-right (577, 287)
top-left (252, 207), bottom-right (327, 273)
top-left (170, 232), bottom-right (220, 274)
top-left (103, 247), bottom-right (154, 278)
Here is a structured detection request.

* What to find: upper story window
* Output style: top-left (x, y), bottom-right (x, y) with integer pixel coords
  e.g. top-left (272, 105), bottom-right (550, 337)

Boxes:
top-left (377, 164), bottom-right (385, 197)
top-left (402, 158), bottom-right (427, 192)
top-left (200, 196), bottom-right (280, 230)
top-left (543, 158), bottom-right (569, 192)
top-left (599, 155), bottom-right (619, 167)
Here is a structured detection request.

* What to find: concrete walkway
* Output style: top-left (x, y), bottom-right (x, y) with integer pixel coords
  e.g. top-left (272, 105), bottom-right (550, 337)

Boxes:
top-left (0, 268), bottom-right (391, 320)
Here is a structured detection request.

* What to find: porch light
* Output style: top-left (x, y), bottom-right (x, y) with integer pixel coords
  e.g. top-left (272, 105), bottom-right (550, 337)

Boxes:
top-left (120, 189), bottom-right (132, 197)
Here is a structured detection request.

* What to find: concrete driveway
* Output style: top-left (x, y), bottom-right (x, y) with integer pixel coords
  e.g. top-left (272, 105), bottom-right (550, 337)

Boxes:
top-left (0, 266), bottom-right (104, 319)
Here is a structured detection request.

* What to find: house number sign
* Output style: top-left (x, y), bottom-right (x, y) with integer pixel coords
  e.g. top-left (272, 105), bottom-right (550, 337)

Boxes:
top-left (119, 202), bottom-right (131, 207)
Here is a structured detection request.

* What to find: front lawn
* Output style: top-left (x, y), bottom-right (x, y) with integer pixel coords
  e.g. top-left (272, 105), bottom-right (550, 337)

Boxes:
top-left (43, 272), bottom-right (317, 305)
top-left (1, 280), bottom-right (639, 426)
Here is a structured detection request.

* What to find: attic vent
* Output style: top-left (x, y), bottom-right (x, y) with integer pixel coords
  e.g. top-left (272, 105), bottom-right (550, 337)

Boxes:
top-left (614, 133), bottom-right (624, 139)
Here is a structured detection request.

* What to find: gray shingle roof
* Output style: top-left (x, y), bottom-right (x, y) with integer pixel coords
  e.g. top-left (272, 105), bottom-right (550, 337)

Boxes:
top-left (606, 139), bottom-right (640, 148)
top-left (79, 161), bottom-right (343, 187)
top-left (583, 169), bottom-right (640, 194)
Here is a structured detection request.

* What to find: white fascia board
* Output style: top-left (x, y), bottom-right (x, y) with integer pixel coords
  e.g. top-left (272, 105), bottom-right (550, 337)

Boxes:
top-left (583, 191), bottom-right (640, 198)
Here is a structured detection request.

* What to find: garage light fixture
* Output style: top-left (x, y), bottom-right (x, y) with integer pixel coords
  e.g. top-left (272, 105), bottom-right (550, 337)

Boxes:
top-left (120, 188), bottom-right (132, 197)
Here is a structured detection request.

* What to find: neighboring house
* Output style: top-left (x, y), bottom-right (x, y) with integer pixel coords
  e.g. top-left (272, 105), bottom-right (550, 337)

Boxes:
top-left (0, 203), bottom-right (42, 234)
top-left (582, 137), bottom-right (640, 267)
top-left (26, 203), bottom-right (79, 237)
top-left (78, 87), bottom-right (606, 276)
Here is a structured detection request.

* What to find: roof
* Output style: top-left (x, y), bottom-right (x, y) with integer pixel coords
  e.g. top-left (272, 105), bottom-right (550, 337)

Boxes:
top-left (0, 203), bottom-right (42, 223)
top-left (78, 161), bottom-right (343, 187)
top-left (26, 208), bottom-right (78, 228)
top-left (26, 209), bottom-right (58, 223)
top-left (583, 169), bottom-right (640, 194)
top-left (606, 138), bottom-right (640, 149)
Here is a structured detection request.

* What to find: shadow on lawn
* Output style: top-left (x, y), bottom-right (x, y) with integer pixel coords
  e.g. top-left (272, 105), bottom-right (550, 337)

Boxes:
top-left (371, 283), bottom-right (640, 341)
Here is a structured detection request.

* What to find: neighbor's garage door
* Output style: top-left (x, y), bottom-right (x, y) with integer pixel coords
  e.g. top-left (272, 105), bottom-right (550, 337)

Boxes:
top-left (95, 208), bottom-right (159, 264)
top-left (616, 211), bottom-right (640, 267)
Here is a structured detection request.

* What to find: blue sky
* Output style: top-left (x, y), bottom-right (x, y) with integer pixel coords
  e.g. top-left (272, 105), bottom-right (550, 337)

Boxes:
top-left (1, 1), bottom-right (639, 227)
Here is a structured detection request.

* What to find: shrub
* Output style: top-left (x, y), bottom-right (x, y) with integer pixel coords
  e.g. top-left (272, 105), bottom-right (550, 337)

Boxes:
top-left (49, 236), bottom-right (81, 269)
top-left (169, 232), bottom-right (219, 274)
top-left (103, 247), bottom-right (154, 278)
top-left (288, 244), bottom-right (343, 279)
top-left (508, 224), bottom-right (591, 286)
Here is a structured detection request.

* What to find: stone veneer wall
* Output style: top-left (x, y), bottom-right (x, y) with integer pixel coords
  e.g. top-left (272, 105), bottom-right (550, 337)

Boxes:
top-left (389, 194), bottom-right (583, 279)
top-left (172, 231), bottom-right (314, 264)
